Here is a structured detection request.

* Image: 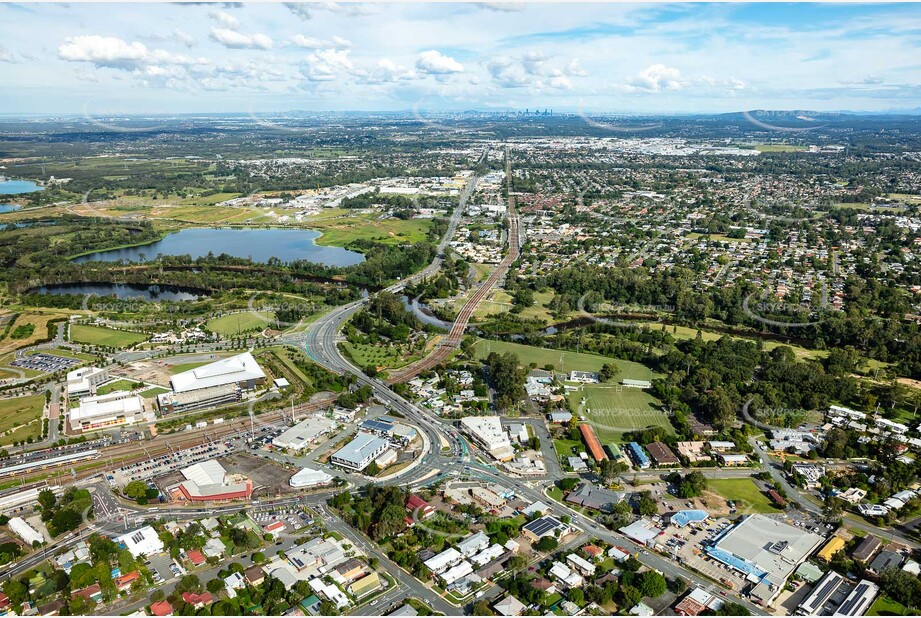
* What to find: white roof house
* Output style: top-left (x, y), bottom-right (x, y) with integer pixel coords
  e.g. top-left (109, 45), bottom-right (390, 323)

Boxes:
top-left (440, 561), bottom-right (474, 585)
top-left (170, 352), bottom-right (265, 393)
top-left (424, 548), bottom-right (463, 574)
top-left (116, 526), bottom-right (164, 558)
top-left (8, 517), bottom-right (44, 545)
top-left (457, 531), bottom-right (491, 557)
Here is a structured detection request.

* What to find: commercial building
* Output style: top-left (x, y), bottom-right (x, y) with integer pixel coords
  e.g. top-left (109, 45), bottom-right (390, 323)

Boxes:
top-left (564, 482), bottom-right (624, 512)
top-left (706, 514), bottom-right (824, 606)
top-left (157, 384), bottom-right (240, 414)
top-left (66, 366), bottom-right (109, 397)
top-left (175, 460), bottom-right (252, 502)
top-left (579, 424), bottom-right (607, 461)
top-left (348, 572), bottom-right (381, 597)
top-left (8, 517), bottom-right (44, 545)
top-left (646, 441), bottom-right (680, 467)
top-left (459, 416), bottom-right (514, 461)
top-left (833, 580), bottom-right (879, 617)
top-left (169, 352), bottom-right (266, 393)
top-left (330, 433), bottom-right (390, 471)
top-left (116, 526), bottom-right (164, 558)
top-left (719, 454), bottom-right (749, 466)
top-left (674, 587), bottom-right (725, 616)
top-left (69, 391), bottom-right (144, 432)
top-left (289, 467), bottom-right (334, 489)
top-left (272, 417), bottom-right (337, 452)
top-left (796, 571), bottom-right (844, 615)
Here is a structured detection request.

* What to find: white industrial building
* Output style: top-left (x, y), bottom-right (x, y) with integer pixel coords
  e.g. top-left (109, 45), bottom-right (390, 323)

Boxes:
top-left (66, 366), bottom-right (108, 397)
top-left (330, 432), bottom-right (389, 471)
top-left (459, 416), bottom-right (514, 461)
top-left (169, 352), bottom-right (266, 393)
top-left (116, 526), bottom-right (164, 558)
top-left (273, 417), bottom-right (337, 452)
top-left (69, 391), bottom-right (144, 433)
top-left (289, 467), bottom-right (334, 488)
top-left (8, 517), bottom-right (44, 546)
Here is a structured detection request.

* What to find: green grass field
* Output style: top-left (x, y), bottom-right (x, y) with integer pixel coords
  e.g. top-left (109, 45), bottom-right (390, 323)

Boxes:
top-left (96, 379), bottom-right (143, 395)
top-left (707, 478), bottom-right (781, 514)
top-left (69, 324), bottom-right (148, 348)
top-left (0, 394), bottom-right (44, 443)
top-left (473, 339), bottom-right (658, 379)
top-left (867, 596), bottom-right (907, 616)
top-left (753, 144), bottom-right (809, 152)
top-left (207, 311), bottom-right (275, 336)
top-left (568, 384), bottom-right (672, 442)
top-left (139, 387), bottom-right (169, 398)
top-left (553, 438), bottom-right (583, 459)
top-left (308, 216), bottom-right (433, 247)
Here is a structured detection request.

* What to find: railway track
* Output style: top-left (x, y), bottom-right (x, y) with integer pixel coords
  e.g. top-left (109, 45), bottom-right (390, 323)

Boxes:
top-left (14, 396), bottom-right (337, 486)
top-left (387, 194), bottom-right (520, 384)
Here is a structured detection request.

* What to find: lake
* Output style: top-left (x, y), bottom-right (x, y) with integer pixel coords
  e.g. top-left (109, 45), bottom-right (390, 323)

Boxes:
top-left (72, 227), bottom-right (365, 266)
top-left (0, 204), bottom-right (21, 214)
top-left (33, 283), bottom-right (206, 301)
top-left (0, 179), bottom-right (44, 194)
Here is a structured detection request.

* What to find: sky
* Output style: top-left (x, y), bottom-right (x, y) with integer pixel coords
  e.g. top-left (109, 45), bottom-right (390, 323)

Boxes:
top-left (1, 2), bottom-right (920, 115)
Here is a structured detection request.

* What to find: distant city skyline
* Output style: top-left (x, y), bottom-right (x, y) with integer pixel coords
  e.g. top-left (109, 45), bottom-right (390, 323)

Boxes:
top-left (2, 2), bottom-right (920, 115)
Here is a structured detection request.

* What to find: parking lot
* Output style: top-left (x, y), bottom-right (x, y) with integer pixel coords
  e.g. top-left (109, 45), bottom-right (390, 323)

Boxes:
top-left (251, 504), bottom-right (314, 533)
top-left (114, 440), bottom-right (236, 484)
top-left (146, 553), bottom-right (183, 584)
top-left (12, 353), bottom-right (81, 373)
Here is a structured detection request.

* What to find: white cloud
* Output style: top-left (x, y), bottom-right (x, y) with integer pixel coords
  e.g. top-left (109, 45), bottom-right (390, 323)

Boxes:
top-left (171, 29), bottom-right (197, 48)
top-left (58, 35), bottom-right (151, 69)
top-left (521, 50), bottom-right (548, 75)
top-left (0, 45), bottom-right (17, 64)
top-left (360, 58), bottom-right (418, 84)
top-left (209, 28), bottom-right (273, 50)
top-left (566, 58), bottom-right (589, 77)
top-left (471, 2), bottom-right (526, 12)
top-left (285, 2), bottom-right (376, 20)
top-left (302, 48), bottom-right (354, 81)
top-left (416, 50), bottom-right (464, 75)
top-left (628, 64), bottom-right (685, 92)
top-left (291, 34), bottom-right (352, 50)
top-left (209, 10), bottom-right (239, 30)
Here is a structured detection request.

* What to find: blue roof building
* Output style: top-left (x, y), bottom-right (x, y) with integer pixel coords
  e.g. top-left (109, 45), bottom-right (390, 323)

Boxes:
top-left (627, 442), bottom-right (651, 469)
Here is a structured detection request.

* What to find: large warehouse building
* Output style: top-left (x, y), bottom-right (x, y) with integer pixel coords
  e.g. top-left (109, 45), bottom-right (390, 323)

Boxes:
top-left (706, 514), bottom-right (824, 606)
top-left (69, 391), bottom-right (145, 433)
top-left (158, 352), bottom-right (266, 414)
top-left (66, 366), bottom-right (109, 397)
top-left (273, 416), bottom-right (337, 452)
top-left (172, 460), bottom-right (253, 502)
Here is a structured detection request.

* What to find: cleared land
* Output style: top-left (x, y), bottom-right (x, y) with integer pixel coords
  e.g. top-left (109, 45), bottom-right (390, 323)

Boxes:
top-left (473, 339), bottom-right (658, 379)
top-left (69, 324), bottom-right (148, 348)
top-left (207, 311), bottom-right (275, 336)
top-left (707, 478), bottom-right (780, 514)
top-left (341, 341), bottom-right (422, 371)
